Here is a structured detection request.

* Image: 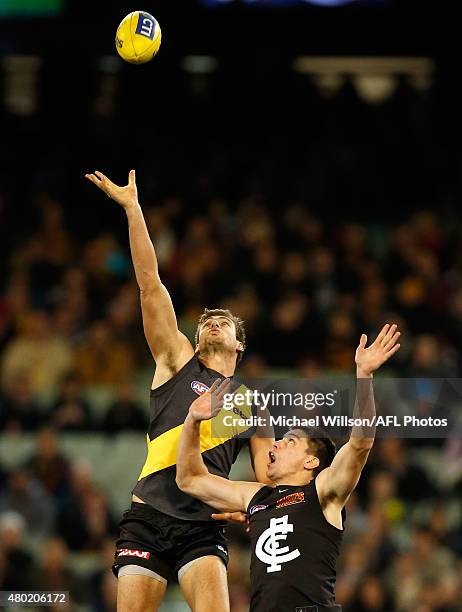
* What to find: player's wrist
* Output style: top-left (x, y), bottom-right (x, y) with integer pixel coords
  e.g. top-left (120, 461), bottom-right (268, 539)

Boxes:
top-left (124, 200), bottom-right (140, 214)
top-left (356, 366), bottom-right (373, 379)
top-left (186, 411), bottom-right (202, 425)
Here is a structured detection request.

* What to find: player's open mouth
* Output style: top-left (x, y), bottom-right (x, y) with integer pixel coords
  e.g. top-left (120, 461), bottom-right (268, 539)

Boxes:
top-left (268, 451), bottom-right (276, 464)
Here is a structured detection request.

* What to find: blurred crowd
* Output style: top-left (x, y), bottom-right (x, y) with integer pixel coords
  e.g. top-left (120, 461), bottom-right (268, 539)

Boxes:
top-left (1, 194), bottom-right (462, 430)
top-left (0, 428), bottom-right (119, 610)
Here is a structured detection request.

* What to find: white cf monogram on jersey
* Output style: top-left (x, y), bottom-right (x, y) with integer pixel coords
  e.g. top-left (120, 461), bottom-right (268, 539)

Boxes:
top-left (255, 514), bottom-right (301, 573)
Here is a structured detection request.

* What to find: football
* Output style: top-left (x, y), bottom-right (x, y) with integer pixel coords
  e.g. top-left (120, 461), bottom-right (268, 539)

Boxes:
top-left (115, 11), bottom-right (162, 64)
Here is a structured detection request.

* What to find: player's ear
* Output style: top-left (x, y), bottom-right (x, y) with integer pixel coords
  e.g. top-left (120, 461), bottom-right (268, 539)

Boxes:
top-left (236, 341), bottom-right (244, 353)
top-left (304, 455), bottom-right (319, 471)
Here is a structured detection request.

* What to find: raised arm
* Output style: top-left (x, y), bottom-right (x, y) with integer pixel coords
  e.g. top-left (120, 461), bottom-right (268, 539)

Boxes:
top-left (85, 170), bottom-right (193, 382)
top-left (176, 379), bottom-right (264, 512)
top-left (317, 324), bottom-right (401, 507)
top-left (250, 412), bottom-right (275, 485)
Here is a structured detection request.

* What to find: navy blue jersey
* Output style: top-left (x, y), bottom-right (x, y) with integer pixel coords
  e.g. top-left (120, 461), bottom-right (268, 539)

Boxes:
top-left (248, 480), bottom-right (345, 611)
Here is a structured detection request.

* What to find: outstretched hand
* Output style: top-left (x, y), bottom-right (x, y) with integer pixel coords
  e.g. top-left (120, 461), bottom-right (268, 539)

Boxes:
top-left (85, 169), bottom-right (138, 210)
top-left (188, 378), bottom-right (232, 423)
top-left (355, 323), bottom-right (401, 377)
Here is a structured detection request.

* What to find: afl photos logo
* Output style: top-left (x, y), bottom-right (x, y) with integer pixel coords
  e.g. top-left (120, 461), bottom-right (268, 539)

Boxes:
top-left (191, 381), bottom-right (210, 395)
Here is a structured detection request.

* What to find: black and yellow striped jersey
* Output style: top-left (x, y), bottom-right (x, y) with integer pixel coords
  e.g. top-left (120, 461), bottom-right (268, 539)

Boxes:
top-left (132, 354), bottom-right (253, 521)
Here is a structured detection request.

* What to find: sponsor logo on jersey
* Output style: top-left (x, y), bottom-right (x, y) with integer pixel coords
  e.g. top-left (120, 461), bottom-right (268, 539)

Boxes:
top-left (191, 381), bottom-right (210, 395)
top-left (136, 13), bottom-right (156, 40)
top-left (276, 491), bottom-right (305, 509)
top-left (250, 504), bottom-right (267, 515)
top-left (116, 548), bottom-right (151, 560)
top-left (255, 514), bottom-right (300, 573)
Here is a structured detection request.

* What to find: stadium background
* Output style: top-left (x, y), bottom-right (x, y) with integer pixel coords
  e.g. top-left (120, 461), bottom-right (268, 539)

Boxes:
top-left (1, 0), bottom-right (462, 610)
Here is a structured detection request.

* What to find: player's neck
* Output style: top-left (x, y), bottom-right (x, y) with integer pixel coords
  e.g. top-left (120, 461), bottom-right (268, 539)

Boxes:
top-left (275, 475), bottom-right (314, 488)
top-left (199, 351), bottom-right (236, 377)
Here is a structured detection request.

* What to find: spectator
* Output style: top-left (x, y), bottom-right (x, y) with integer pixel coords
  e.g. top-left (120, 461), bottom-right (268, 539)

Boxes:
top-left (101, 379), bottom-right (147, 433)
top-left (349, 574), bottom-right (393, 611)
top-left (0, 468), bottom-right (54, 538)
top-left (74, 321), bottom-right (136, 387)
top-left (0, 511), bottom-right (37, 590)
top-left (25, 428), bottom-right (70, 504)
top-left (35, 537), bottom-right (80, 603)
top-left (49, 372), bottom-right (92, 431)
top-left (1, 310), bottom-right (73, 402)
top-left (0, 370), bottom-right (41, 432)
top-left (368, 439), bottom-right (438, 502)
top-left (57, 462), bottom-right (117, 551)
top-left (87, 538), bottom-right (118, 612)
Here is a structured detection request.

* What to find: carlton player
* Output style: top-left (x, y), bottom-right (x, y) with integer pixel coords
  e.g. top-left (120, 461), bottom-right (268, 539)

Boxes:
top-left (176, 324), bottom-right (401, 612)
top-left (85, 170), bottom-right (272, 612)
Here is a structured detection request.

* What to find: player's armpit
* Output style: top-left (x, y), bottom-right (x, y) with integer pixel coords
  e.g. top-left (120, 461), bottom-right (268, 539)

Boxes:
top-left (316, 439), bottom-right (372, 506)
top-left (178, 472), bottom-right (264, 513)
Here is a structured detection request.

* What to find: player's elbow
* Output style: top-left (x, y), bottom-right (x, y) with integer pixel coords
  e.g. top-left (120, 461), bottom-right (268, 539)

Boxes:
top-left (349, 437), bottom-right (374, 453)
top-left (175, 472), bottom-right (192, 492)
top-left (139, 277), bottom-right (162, 296)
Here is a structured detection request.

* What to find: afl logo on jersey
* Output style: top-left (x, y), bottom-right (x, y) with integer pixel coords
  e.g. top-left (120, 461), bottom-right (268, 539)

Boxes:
top-left (191, 381), bottom-right (210, 395)
top-left (250, 504), bottom-right (267, 515)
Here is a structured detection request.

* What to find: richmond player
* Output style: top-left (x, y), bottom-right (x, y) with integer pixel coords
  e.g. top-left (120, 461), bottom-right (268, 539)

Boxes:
top-left (85, 169), bottom-right (272, 612)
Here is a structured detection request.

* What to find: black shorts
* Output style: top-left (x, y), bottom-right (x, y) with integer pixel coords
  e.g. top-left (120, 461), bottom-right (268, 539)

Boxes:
top-left (112, 502), bottom-right (229, 582)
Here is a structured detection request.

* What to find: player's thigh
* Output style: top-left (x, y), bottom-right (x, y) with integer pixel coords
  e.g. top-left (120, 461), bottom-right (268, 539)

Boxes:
top-left (117, 573), bottom-right (167, 612)
top-left (179, 555), bottom-right (230, 612)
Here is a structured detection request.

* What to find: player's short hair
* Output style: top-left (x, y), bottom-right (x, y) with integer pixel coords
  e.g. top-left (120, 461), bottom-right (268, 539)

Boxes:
top-left (295, 427), bottom-right (337, 477)
top-left (195, 308), bottom-right (246, 364)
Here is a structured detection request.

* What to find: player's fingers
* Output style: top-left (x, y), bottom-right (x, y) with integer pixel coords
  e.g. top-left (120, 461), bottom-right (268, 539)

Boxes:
top-left (86, 174), bottom-right (109, 193)
top-left (359, 334), bottom-right (367, 349)
top-left (211, 512), bottom-right (247, 524)
top-left (211, 397), bottom-right (223, 410)
top-left (212, 512), bottom-right (234, 521)
top-left (386, 343), bottom-right (401, 357)
top-left (215, 378), bottom-right (232, 399)
top-left (93, 171), bottom-right (111, 194)
top-left (95, 171), bottom-right (117, 192)
top-left (129, 169), bottom-right (136, 185)
top-left (85, 174), bottom-right (101, 186)
top-left (209, 379), bottom-right (222, 394)
top-left (381, 323), bottom-right (397, 345)
top-left (376, 323), bottom-right (390, 343)
top-left (212, 380), bottom-right (231, 403)
top-left (383, 331), bottom-right (400, 351)
top-left (221, 377), bottom-right (232, 390)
